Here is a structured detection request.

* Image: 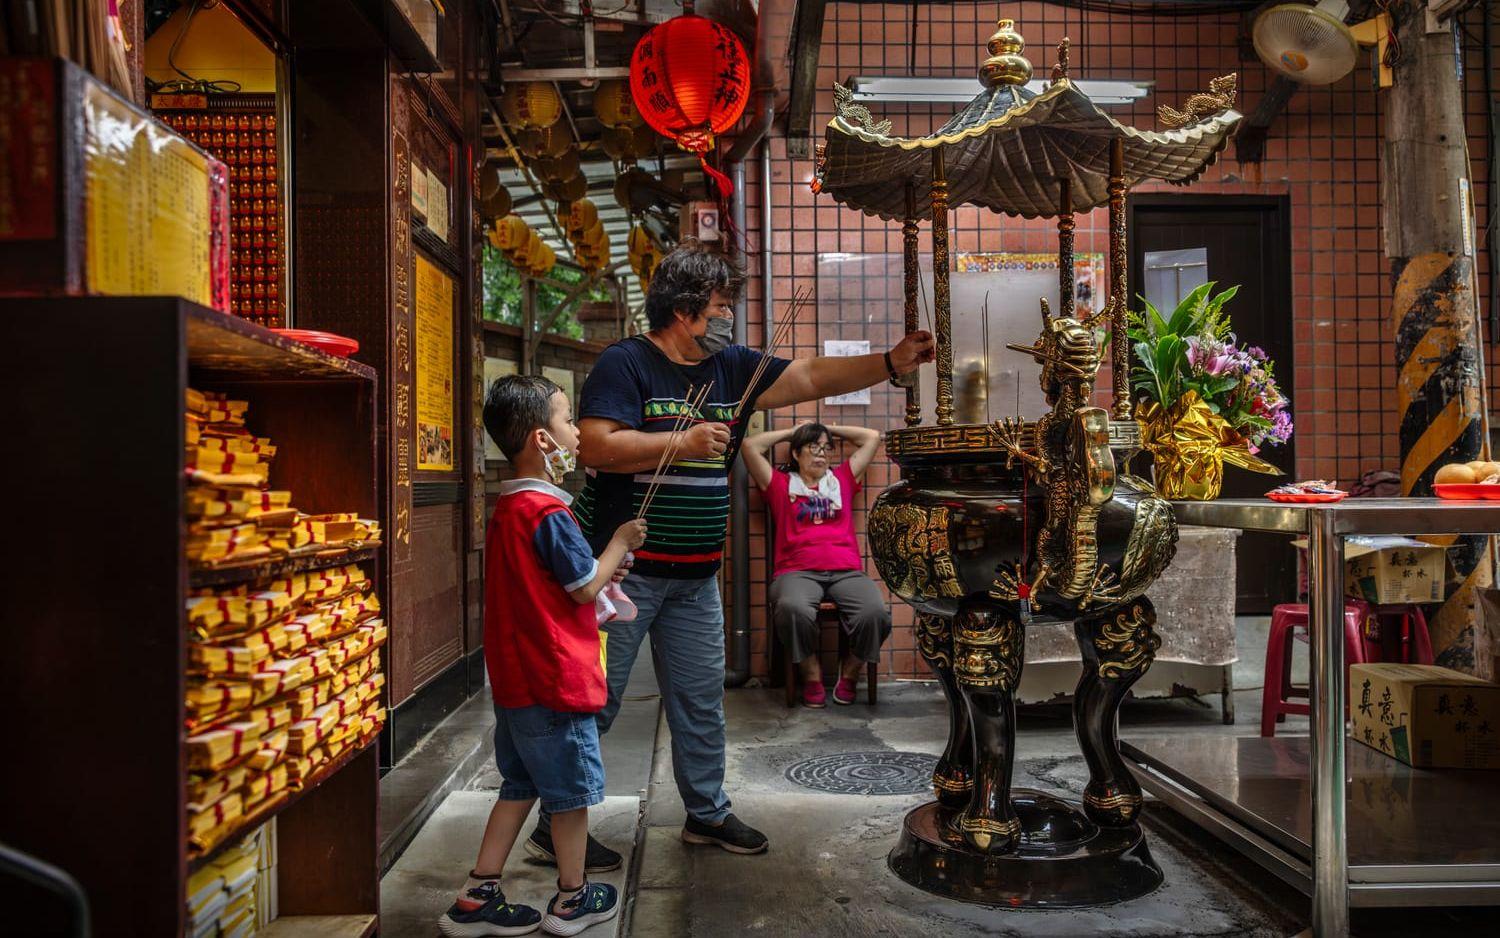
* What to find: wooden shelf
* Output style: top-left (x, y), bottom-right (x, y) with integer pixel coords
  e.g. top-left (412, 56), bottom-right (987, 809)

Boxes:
top-left (185, 302), bottom-right (376, 382)
top-left (189, 545), bottom-right (380, 588)
top-left (5, 296), bottom-right (383, 935)
top-left (261, 913), bottom-right (378, 937)
top-left (189, 739), bottom-right (379, 873)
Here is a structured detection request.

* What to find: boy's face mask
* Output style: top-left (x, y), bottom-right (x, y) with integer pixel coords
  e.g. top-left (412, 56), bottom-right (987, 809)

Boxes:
top-left (541, 430), bottom-right (576, 483)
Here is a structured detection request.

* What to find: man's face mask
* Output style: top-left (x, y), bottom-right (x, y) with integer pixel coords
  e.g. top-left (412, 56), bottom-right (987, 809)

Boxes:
top-left (694, 313), bottom-right (734, 356)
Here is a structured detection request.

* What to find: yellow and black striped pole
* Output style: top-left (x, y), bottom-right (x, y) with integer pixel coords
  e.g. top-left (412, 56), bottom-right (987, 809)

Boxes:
top-left (1385, 4), bottom-right (1492, 676)
top-left (1393, 253), bottom-right (1492, 673)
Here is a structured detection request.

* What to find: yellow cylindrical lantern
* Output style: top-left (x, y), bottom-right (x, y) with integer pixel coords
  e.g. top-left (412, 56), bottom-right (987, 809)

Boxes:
top-left (594, 79), bottom-right (644, 129)
top-left (517, 124), bottom-right (572, 160)
top-left (567, 199), bottom-right (599, 237)
top-left (496, 215), bottom-right (530, 254)
top-left (500, 81), bottom-right (562, 130)
top-left (536, 147), bottom-right (580, 183)
top-left (480, 184), bottom-right (512, 221)
top-left (551, 173), bottom-right (587, 203)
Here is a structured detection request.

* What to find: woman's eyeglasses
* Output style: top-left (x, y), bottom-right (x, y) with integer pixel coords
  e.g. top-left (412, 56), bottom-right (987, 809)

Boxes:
top-left (802, 443), bottom-right (832, 456)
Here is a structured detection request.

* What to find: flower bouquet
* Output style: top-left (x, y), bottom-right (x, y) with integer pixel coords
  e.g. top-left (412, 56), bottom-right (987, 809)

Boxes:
top-left (1127, 282), bottom-right (1291, 499)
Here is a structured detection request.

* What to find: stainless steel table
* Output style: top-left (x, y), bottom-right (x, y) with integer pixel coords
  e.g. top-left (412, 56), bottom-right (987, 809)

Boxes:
top-left (1122, 498), bottom-right (1500, 937)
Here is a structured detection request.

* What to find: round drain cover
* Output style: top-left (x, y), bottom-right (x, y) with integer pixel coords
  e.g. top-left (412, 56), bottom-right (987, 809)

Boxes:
top-left (784, 751), bottom-right (937, 795)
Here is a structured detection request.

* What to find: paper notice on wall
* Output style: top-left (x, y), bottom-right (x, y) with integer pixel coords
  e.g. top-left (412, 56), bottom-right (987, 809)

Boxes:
top-left (542, 366), bottom-right (576, 413)
top-left (483, 357), bottom-right (520, 460)
top-left (427, 170), bottom-right (449, 240)
top-left (415, 254), bottom-right (456, 471)
top-left (410, 160), bottom-right (429, 220)
top-left (823, 339), bottom-right (872, 405)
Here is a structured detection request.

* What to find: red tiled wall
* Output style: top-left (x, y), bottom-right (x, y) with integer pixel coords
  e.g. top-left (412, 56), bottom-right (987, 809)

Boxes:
top-left (727, 1), bottom-right (1494, 681)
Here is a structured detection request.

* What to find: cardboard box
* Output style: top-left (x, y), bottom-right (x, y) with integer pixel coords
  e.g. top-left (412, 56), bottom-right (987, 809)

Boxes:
top-left (1296, 535), bottom-right (1448, 605)
top-left (1349, 663), bottom-right (1500, 769)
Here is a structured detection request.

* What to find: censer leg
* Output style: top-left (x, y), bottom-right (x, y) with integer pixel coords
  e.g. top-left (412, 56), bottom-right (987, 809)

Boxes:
top-left (915, 613), bottom-right (973, 808)
top-left (1073, 597), bottom-right (1161, 827)
top-left (952, 600), bottom-right (1025, 854)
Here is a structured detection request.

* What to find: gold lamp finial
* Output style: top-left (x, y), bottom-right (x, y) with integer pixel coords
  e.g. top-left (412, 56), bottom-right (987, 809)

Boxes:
top-left (980, 18), bottom-right (1033, 88)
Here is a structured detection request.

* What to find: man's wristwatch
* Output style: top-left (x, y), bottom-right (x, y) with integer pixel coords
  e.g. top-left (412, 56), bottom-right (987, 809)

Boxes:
top-left (884, 350), bottom-right (900, 382)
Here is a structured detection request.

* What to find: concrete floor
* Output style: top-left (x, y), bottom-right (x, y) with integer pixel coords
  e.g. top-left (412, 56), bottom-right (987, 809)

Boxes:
top-left (380, 618), bottom-right (1496, 936)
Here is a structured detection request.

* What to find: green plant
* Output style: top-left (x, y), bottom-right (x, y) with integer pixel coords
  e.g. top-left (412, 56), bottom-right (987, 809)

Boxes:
top-left (1127, 282), bottom-right (1291, 449)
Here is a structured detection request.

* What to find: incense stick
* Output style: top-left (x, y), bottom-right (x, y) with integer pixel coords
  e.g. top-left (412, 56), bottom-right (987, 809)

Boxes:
top-left (640, 382), bottom-right (712, 518)
top-left (638, 382), bottom-right (714, 520)
top-left (737, 288), bottom-right (806, 414)
top-left (637, 383), bottom-right (700, 520)
top-left (734, 286), bottom-right (810, 420)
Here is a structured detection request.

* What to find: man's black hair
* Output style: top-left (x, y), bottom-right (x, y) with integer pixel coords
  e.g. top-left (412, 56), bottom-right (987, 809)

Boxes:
top-left (483, 374), bottom-right (562, 461)
top-left (643, 237), bottom-right (745, 332)
top-left (786, 422), bottom-right (832, 474)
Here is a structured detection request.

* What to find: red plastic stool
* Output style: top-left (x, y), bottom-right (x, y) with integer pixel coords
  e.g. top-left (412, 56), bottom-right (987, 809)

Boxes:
top-left (1261, 601), bottom-right (1370, 738)
top-left (1364, 604), bottom-right (1435, 666)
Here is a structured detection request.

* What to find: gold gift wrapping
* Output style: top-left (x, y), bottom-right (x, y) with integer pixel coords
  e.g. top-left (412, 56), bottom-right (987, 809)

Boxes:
top-left (1137, 392), bottom-right (1282, 500)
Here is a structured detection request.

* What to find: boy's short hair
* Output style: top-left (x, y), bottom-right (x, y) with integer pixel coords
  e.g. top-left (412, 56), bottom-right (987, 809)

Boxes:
top-left (643, 237), bottom-right (745, 332)
top-left (484, 374), bottom-right (561, 461)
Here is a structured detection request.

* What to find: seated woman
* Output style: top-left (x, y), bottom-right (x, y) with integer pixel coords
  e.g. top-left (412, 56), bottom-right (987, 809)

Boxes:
top-left (742, 422), bottom-right (892, 707)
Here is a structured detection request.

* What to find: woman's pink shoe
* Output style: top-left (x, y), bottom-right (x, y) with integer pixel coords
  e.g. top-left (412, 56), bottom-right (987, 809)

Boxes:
top-left (833, 677), bottom-right (857, 706)
top-left (802, 680), bottom-right (827, 708)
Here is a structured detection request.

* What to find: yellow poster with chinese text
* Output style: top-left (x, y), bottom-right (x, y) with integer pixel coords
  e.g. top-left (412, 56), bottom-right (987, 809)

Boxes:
top-left (414, 254), bottom-right (455, 471)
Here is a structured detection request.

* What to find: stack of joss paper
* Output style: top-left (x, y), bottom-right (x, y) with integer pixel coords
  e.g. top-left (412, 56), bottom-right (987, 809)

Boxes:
top-left (186, 389), bottom-right (286, 568)
top-left (185, 389), bottom-right (381, 568)
top-left (185, 563), bottom-right (387, 855)
top-left (186, 822), bottom-right (269, 937)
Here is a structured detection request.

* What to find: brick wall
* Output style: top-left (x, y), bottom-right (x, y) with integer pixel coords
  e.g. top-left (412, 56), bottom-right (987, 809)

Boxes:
top-left (725, 1), bottom-right (1495, 682)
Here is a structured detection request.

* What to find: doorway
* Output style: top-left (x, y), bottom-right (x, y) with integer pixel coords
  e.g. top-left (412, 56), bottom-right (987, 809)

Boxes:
top-left (1129, 195), bottom-right (1296, 614)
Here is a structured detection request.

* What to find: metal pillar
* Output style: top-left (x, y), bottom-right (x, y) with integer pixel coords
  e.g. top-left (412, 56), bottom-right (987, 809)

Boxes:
top-left (932, 147), bottom-right (954, 426)
top-left (1107, 138), bottom-right (1130, 419)
top-left (1307, 511), bottom-right (1349, 938)
top-left (903, 182), bottom-right (922, 426)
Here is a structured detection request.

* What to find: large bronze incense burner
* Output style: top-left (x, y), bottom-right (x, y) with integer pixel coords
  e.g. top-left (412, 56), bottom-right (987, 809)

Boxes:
top-left (814, 17), bottom-right (1241, 907)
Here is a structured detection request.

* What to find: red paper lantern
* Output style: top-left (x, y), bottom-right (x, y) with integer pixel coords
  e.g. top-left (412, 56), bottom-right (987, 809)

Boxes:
top-left (629, 12), bottom-right (749, 197)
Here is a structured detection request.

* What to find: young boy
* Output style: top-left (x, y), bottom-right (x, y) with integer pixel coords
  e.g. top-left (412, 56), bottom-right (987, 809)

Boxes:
top-left (440, 374), bottom-right (647, 938)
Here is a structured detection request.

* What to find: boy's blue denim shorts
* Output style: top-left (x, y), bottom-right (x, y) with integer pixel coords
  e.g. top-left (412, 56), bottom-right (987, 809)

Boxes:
top-left (492, 703), bottom-right (604, 813)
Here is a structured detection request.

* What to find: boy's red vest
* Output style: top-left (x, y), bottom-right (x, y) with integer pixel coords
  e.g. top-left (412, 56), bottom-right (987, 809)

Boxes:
top-left (485, 490), bottom-right (605, 712)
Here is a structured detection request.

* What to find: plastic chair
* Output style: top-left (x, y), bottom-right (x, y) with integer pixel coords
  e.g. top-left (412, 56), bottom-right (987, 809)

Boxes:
top-left (1261, 600), bottom-right (1370, 737)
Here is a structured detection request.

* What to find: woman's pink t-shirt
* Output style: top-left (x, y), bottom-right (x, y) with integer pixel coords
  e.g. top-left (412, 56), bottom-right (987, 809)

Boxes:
top-left (764, 463), bottom-right (863, 575)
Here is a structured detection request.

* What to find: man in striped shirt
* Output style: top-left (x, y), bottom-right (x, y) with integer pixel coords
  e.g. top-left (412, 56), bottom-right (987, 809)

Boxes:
top-left (524, 239), bottom-right (933, 863)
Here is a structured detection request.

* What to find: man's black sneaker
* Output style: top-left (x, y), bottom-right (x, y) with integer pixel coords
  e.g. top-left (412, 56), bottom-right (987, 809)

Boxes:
top-left (437, 880), bottom-right (541, 937)
top-left (523, 825), bottom-right (623, 873)
top-left (681, 813), bottom-right (769, 854)
top-left (541, 881), bottom-right (619, 936)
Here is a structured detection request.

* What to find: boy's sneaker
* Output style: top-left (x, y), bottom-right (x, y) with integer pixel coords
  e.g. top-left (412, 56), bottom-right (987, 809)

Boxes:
top-left (524, 826), bottom-right (622, 873)
top-left (438, 881), bottom-right (541, 937)
top-left (833, 677), bottom-right (857, 706)
top-left (802, 680), bottom-right (827, 708)
top-left (681, 813), bottom-right (769, 854)
top-left (541, 882), bottom-right (619, 937)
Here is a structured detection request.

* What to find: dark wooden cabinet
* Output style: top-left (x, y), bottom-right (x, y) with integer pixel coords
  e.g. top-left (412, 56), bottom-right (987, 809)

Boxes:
top-left (1, 296), bottom-right (382, 937)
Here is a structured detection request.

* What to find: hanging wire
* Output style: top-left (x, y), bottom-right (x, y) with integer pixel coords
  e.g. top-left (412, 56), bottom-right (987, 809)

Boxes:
top-left (144, 1), bottom-right (243, 94)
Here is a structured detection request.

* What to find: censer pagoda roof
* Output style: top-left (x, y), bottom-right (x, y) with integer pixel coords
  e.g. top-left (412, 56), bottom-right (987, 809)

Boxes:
top-left (815, 76), bottom-right (1242, 222)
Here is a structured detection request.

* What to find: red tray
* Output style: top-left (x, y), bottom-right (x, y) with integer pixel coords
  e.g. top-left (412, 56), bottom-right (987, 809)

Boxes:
top-left (271, 328), bottom-right (360, 358)
top-left (1434, 483), bottom-right (1500, 500)
top-left (1266, 491), bottom-right (1346, 503)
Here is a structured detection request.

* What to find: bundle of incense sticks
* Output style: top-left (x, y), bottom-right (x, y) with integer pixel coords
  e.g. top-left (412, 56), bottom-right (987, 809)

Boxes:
top-left (732, 286), bottom-right (813, 420)
top-left (637, 382), bottom-right (715, 520)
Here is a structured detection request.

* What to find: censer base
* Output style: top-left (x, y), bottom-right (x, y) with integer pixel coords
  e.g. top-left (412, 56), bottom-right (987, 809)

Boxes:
top-left (888, 791), bottom-right (1163, 909)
